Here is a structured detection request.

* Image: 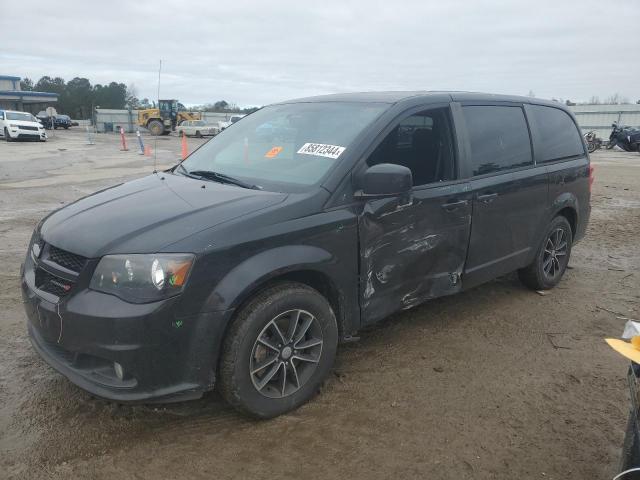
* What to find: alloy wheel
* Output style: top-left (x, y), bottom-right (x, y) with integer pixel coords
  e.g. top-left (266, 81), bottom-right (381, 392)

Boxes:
top-left (250, 309), bottom-right (323, 399)
top-left (542, 227), bottom-right (568, 278)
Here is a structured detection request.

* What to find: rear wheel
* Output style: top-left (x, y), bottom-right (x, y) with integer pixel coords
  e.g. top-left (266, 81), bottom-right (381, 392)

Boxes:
top-left (219, 282), bottom-right (338, 418)
top-left (195, 130), bottom-right (202, 138)
top-left (518, 216), bottom-right (573, 290)
top-left (147, 120), bottom-right (164, 136)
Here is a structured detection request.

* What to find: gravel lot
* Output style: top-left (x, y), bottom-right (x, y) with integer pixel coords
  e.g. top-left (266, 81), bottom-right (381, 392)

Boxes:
top-left (1, 129), bottom-right (639, 479)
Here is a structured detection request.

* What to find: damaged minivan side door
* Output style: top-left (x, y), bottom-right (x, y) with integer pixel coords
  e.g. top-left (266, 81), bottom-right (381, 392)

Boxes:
top-left (355, 105), bottom-right (473, 325)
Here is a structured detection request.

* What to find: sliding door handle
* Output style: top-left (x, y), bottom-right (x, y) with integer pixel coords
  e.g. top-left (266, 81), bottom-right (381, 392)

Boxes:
top-left (477, 192), bottom-right (498, 203)
top-left (441, 199), bottom-right (469, 211)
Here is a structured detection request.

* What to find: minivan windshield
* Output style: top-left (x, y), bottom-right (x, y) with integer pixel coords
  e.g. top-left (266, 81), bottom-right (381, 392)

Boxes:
top-left (6, 112), bottom-right (37, 122)
top-left (180, 102), bottom-right (386, 190)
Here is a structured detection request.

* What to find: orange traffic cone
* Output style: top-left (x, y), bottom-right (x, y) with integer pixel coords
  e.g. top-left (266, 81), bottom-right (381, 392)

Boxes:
top-left (181, 131), bottom-right (188, 160)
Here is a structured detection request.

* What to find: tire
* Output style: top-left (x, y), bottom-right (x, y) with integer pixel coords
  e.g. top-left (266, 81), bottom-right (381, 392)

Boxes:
top-left (219, 282), bottom-right (338, 418)
top-left (587, 141), bottom-right (597, 153)
top-left (64, 126), bottom-right (69, 130)
top-left (147, 120), bottom-right (164, 136)
top-left (518, 216), bottom-right (573, 290)
top-left (4, 128), bottom-right (12, 142)
top-left (195, 130), bottom-right (202, 138)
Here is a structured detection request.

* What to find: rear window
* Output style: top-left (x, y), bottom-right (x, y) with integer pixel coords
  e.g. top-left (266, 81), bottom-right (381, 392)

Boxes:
top-left (462, 106), bottom-right (532, 176)
top-left (528, 105), bottom-right (584, 162)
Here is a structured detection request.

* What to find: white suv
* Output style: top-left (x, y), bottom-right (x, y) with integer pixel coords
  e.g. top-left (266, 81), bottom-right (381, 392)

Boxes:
top-left (0, 110), bottom-right (47, 142)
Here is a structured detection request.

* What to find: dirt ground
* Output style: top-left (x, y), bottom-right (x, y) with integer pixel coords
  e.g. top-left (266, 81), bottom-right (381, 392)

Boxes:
top-left (0, 129), bottom-right (639, 479)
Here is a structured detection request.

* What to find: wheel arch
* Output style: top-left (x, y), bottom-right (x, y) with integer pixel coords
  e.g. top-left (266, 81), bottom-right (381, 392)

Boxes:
top-left (556, 206), bottom-right (577, 237)
top-left (204, 245), bottom-right (352, 341)
top-left (550, 192), bottom-right (579, 238)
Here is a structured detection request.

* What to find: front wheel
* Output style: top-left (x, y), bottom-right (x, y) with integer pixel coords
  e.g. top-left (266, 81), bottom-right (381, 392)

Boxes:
top-left (195, 130), bottom-right (202, 138)
top-left (219, 282), bottom-right (338, 418)
top-left (518, 216), bottom-right (573, 290)
top-left (147, 120), bottom-right (164, 136)
top-left (4, 128), bottom-right (12, 142)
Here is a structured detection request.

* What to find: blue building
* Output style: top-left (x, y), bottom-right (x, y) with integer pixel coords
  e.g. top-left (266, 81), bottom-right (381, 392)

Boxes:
top-left (0, 75), bottom-right (58, 113)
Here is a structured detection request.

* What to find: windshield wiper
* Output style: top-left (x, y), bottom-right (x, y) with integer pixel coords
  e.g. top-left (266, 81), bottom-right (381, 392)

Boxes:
top-left (188, 170), bottom-right (261, 190)
top-left (174, 163), bottom-right (201, 179)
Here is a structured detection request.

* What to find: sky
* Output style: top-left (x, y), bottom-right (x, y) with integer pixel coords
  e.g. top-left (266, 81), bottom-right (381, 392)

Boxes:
top-left (1, 0), bottom-right (638, 107)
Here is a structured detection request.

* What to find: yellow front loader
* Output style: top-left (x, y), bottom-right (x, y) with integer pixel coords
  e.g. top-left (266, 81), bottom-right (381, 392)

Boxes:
top-left (137, 99), bottom-right (201, 135)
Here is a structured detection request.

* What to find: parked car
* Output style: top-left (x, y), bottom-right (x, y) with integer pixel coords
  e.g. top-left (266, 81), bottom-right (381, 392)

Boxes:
top-left (0, 110), bottom-right (47, 141)
top-left (177, 120), bottom-right (219, 138)
top-left (36, 111), bottom-right (54, 129)
top-left (53, 114), bottom-right (72, 129)
top-left (22, 92), bottom-right (591, 418)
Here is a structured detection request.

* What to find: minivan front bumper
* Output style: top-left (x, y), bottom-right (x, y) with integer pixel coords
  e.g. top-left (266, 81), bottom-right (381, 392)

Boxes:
top-left (21, 253), bottom-right (234, 403)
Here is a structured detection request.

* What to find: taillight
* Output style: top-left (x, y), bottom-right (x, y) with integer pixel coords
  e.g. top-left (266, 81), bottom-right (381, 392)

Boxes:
top-left (589, 165), bottom-right (594, 192)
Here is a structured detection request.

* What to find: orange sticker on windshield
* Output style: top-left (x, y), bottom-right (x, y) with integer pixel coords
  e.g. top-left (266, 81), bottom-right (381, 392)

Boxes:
top-left (264, 146), bottom-right (283, 158)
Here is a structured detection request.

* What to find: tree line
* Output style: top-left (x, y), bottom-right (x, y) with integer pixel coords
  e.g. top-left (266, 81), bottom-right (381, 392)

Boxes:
top-left (21, 76), bottom-right (132, 118)
top-left (20, 76), bottom-right (260, 118)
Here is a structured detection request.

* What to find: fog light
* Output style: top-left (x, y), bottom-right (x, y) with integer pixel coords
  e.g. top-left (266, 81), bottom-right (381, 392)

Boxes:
top-left (114, 362), bottom-right (124, 380)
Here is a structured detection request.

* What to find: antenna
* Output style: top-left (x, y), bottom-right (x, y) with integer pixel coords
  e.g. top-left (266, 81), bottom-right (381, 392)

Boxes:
top-left (154, 59), bottom-right (162, 173)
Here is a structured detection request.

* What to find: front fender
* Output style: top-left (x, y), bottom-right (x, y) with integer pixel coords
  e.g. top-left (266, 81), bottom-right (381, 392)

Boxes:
top-left (202, 245), bottom-right (334, 312)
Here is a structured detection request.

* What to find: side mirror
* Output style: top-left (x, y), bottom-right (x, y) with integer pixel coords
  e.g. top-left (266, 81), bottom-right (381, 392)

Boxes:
top-left (359, 163), bottom-right (413, 197)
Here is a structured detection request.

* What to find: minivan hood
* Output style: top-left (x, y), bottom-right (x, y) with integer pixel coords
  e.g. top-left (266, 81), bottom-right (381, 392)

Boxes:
top-left (40, 173), bottom-right (287, 258)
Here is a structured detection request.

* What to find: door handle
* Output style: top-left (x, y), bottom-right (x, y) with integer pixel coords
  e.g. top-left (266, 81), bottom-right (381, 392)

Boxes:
top-left (441, 199), bottom-right (469, 211)
top-left (477, 192), bottom-right (498, 203)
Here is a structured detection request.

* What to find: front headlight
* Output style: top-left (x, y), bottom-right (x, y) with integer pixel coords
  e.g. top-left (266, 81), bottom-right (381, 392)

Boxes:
top-left (90, 254), bottom-right (195, 303)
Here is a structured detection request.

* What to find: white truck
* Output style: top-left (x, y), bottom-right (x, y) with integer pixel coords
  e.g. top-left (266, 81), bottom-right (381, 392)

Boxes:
top-left (177, 120), bottom-right (219, 138)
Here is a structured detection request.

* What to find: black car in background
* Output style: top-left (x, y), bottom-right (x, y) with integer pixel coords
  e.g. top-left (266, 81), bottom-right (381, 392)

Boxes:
top-left (36, 112), bottom-right (72, 129)
top-left (22, 92), bottom-right (592, 418)
top-left (36, 111), bottom-right (53, 129)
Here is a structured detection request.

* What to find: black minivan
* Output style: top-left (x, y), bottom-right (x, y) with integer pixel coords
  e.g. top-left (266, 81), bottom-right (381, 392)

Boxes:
top-left (22, 92), bottom-right (592, 417)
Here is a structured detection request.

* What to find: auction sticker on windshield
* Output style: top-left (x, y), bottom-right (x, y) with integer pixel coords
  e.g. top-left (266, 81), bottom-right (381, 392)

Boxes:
top-left (264, 146), bottom-right (283, 158)
top-left (297, 143), bottom-right (346, 159)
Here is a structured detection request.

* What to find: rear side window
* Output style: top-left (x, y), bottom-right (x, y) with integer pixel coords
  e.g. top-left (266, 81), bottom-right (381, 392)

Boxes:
top-left (462, 106), bottom-right (532, 176)
top-left (528, 105), bottom-right (584, 162)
